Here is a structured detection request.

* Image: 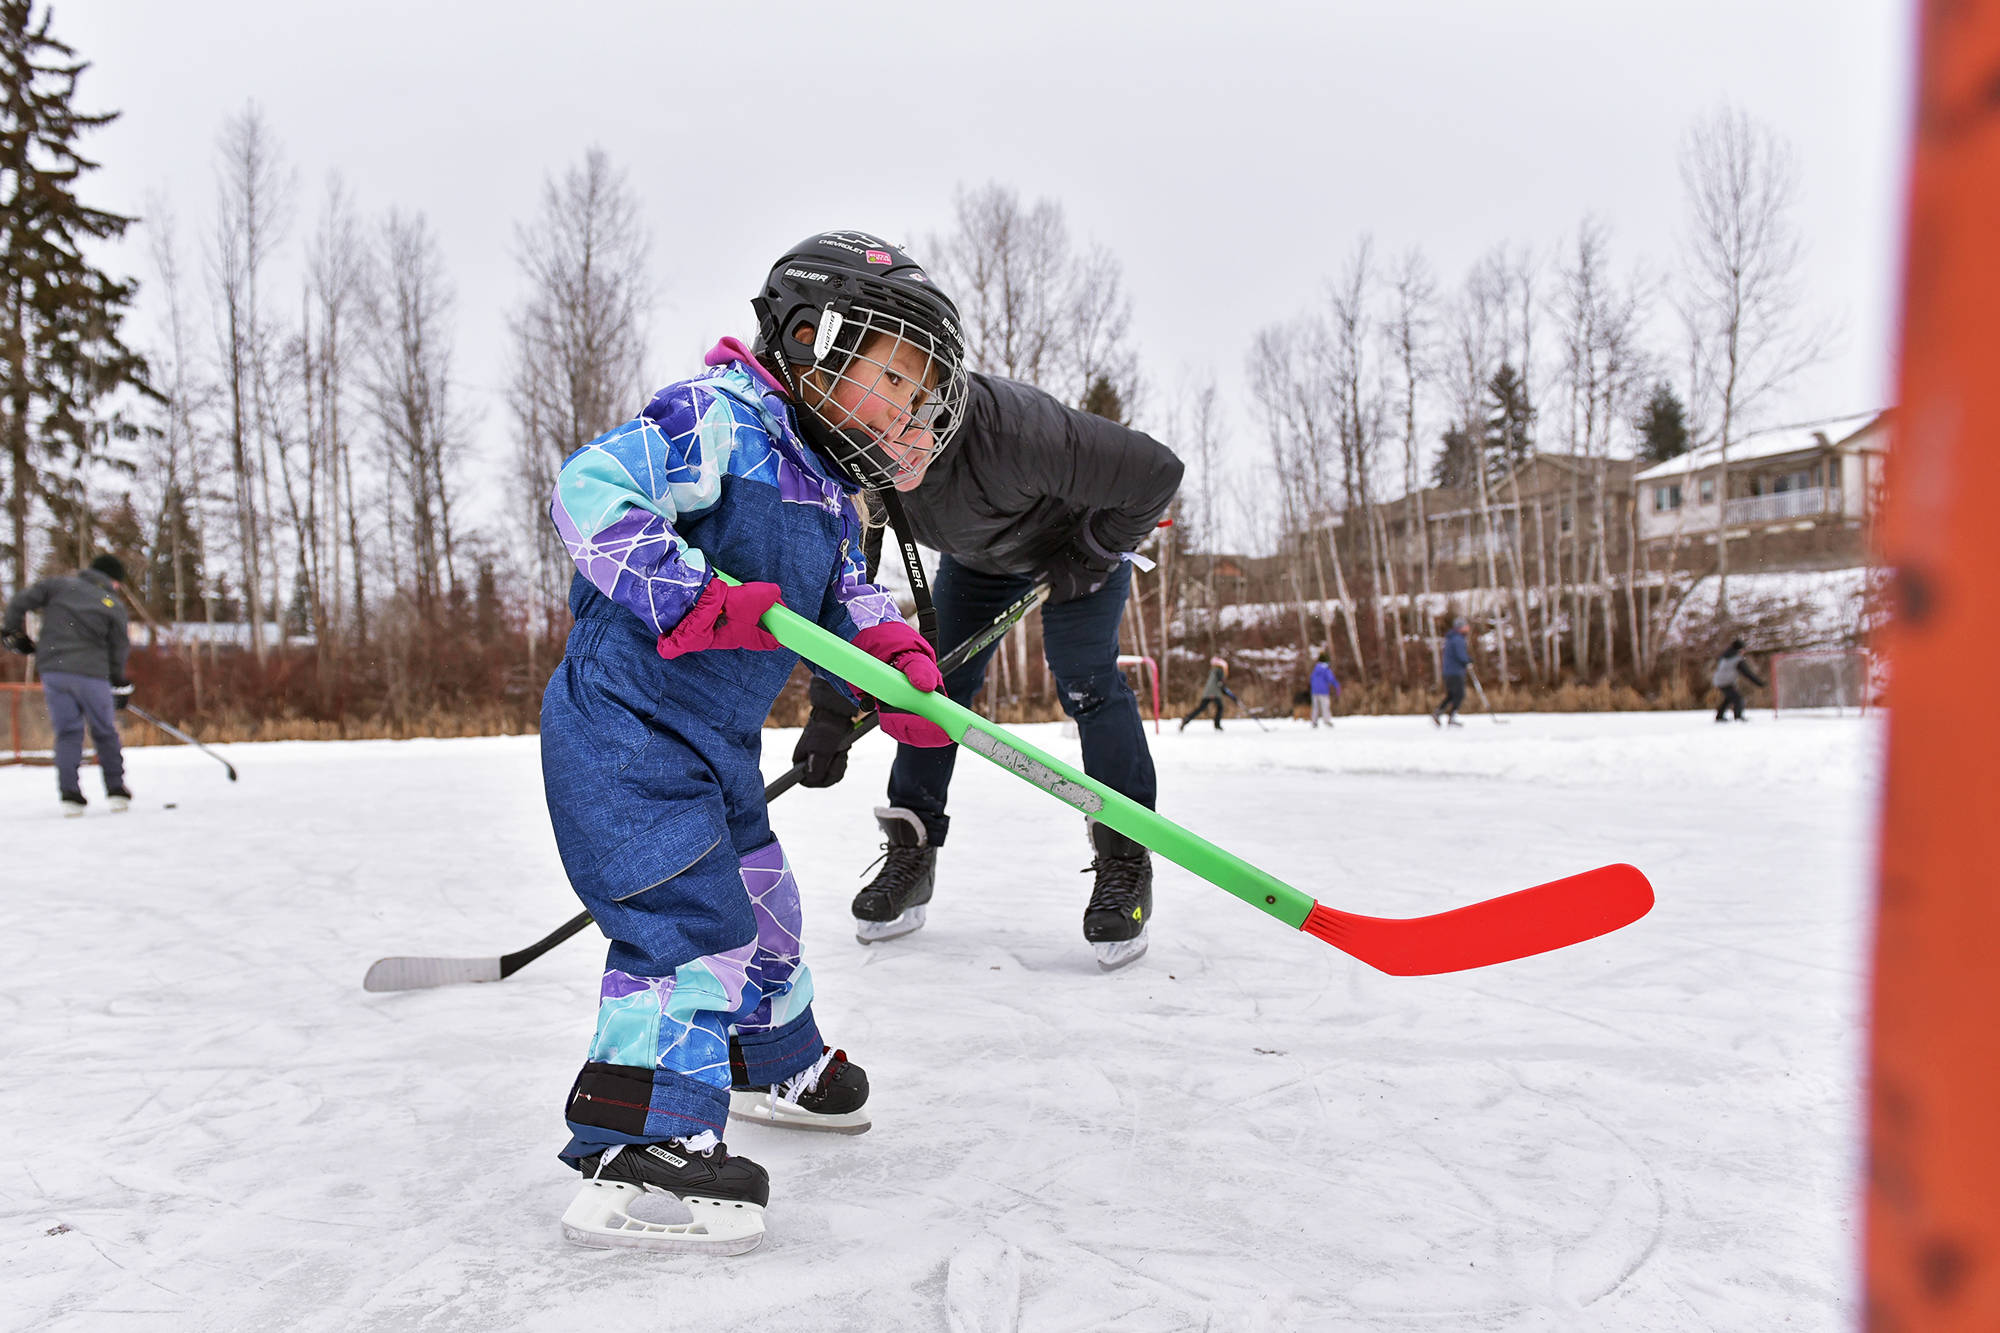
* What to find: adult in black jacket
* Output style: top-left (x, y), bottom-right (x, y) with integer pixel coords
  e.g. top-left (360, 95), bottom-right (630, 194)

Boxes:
top-left (793, 371), bottom-right (1183, 967)
top-left (3, 554), bottom-right (135, 814)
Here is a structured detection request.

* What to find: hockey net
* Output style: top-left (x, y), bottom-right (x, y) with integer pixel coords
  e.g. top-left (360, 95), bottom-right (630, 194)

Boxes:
top-left (1772, 649), bottom-right (1873, 716)
top-left (2, 682), bottom-right (53, 764)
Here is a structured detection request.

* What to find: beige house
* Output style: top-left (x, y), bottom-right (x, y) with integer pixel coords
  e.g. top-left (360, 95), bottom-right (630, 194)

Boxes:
top-left (1633, 411), bottom-right (1889, 568)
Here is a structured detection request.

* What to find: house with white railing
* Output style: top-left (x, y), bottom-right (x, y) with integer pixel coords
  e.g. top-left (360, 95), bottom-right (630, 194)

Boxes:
top-left (1633, 411), bottom-right (1889, 570)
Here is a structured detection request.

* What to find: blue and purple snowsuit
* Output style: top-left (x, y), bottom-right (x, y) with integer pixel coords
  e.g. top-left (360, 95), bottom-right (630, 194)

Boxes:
top-left (541, 341), bottom-right (901, 1159)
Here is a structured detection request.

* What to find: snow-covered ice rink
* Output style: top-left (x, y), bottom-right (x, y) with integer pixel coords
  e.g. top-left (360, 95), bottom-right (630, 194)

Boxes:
top-left (1, 708), bottom-right (1878, 1331)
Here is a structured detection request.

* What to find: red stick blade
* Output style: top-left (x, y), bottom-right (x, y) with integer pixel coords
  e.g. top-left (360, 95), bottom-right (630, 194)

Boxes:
top-left (1300, 863), bottom-right (1655, 976)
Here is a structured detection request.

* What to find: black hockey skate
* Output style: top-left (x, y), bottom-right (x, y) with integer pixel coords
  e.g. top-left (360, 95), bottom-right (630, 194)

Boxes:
top-left (106, 783), bottom-right (131, 813)
top-left (729, 1041), bottom-right (871, 1134)
top-left (851, 806), bottom-right (935, 943)
top-left (59, 790), bottom-right (86, 818)
top-left (562, 1132), bottom-right (770, 1254)
top-left (1082, 822), bottom-right (1153, 972)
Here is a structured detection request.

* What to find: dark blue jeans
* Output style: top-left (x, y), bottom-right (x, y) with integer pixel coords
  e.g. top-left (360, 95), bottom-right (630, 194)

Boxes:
top-left (887, 556), bottom-right (1156, 846)
top-left (41, 671), bottom-right (123, 796)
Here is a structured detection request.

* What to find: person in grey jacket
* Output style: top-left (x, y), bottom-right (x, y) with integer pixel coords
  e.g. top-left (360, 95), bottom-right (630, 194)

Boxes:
top-left (1179, 657), bottom-right (1230, 731)
top-left (1713, 638), bottom-right (1765, 722)
top-left (790, 369), bottom-right (1182, 967)
top-left (3, 554), bottom-right (134, 814)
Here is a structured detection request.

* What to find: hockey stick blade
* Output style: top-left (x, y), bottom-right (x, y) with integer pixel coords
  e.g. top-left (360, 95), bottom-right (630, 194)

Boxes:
top-left (363, 955), bottom-right (504, 991)
top-left (1300, 863), bottom-right (1653, 976)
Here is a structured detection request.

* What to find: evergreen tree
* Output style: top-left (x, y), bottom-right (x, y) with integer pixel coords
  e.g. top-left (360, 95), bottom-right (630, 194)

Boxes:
top-left (1431, 427), bottom-right (1480, 490)
top-left (1080, 373), bottom-right (1126, 423)
top-left (0, 1), bottom-right (148, 589)
top-left (1636, 380), bottom-right (1691, 465)
top-left (284, 565), bottom-right (312, 637)
top-left (143, 480), bottom-right (206, 620)
top-left (1485, 362), bottom-right (1534, 474)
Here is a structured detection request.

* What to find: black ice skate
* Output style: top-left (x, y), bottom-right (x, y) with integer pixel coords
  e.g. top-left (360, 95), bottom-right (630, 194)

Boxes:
top-left (561, 1132), bottom-right (770, 1255)
top-left (1082, 821), bottom-right (1153, 971)
top-left (60, 790), bottom-right (87, 818)
top-left (851, 806), bottom-right (935, 943)
top-left (729, 1041), bottom-right (871, 1134)
top-left (106, 783), bottom-right (131, 813)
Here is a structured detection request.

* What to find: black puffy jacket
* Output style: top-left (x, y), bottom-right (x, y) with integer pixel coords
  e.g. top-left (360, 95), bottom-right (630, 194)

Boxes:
top-left (889, 373), bottom-right (1183, 577)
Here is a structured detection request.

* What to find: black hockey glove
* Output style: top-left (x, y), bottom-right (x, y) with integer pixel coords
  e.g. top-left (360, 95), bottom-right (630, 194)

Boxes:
top-left (1040, 520), bottom-right (1121, 604)
top-left (1, 628), bottom-right (33, 655)
top-left (792, 675), bottom-right (863, 788)
top-left (111, 678), bottom-right (134, 711)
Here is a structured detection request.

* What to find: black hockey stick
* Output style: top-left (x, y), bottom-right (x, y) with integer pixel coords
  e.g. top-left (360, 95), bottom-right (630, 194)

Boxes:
top-left (129, 705), bottom-right (240, 781)
top-left (362, 582), bottom-right (1052, 992)
top-left (1222, 688), bottom-right (1270, 732)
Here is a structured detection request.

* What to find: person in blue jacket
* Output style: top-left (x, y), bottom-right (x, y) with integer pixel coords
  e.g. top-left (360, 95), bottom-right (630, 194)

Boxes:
top-left (1308, 651), bottom-right (1341, 728)
top-left (1431, 616), bottom-right (1471, 728)
top-left (539, 231), bottom-right (965, 1254)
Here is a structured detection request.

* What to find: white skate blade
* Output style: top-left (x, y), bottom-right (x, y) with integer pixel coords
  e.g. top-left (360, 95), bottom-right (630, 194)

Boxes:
top-left (61, 804), bottom-right (86, 819)
top-left (854, 904), bottom-right (926, 944)
top-left (1093, 928), bottom-right (1150, 972)
top-left (560, 1178), bottom-right (764, 1255)
top-left (107, 795), bottom-right (130, 813)
top-left (729, 1088), bottom-right (871, 1135)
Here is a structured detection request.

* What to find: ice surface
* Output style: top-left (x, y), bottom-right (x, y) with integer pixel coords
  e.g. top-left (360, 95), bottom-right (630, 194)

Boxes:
top-left (0, 709), bottom-right (1877, 1331)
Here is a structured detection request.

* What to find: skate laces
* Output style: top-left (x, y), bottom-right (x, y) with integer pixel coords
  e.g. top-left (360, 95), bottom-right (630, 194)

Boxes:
top-left (776, 1048), bottom-right (838, 1103)
top-left (1083, 855), bottom-right (1149, 912)
top-left (861, 842), bottom-right (930, 891)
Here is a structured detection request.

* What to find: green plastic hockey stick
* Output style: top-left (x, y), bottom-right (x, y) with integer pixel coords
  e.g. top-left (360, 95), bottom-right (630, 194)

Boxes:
top-left (735, 575), bottom-right (1655, 976)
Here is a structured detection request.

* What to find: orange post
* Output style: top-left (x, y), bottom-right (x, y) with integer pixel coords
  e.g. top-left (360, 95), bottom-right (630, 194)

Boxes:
top-left (1865, 2), bottom-right (2000, 1327)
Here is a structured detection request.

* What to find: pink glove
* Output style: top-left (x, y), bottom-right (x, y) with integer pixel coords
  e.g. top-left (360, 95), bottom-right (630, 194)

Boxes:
top-left (657, 580), bottom-right (783, 658)
top-left (852, 621), bottom-right (950, 747)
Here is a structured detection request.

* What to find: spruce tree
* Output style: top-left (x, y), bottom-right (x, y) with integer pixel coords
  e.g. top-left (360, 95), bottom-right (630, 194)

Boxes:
top-left (1636, 380), bottom-right (1691, 465)
top-left (1485, 363), bottom-right (1534, 475)
top-left (0, 1), bottom-right (147, 588)
top-left (1080, 373), bottom-right (1126, 423)
top-left (1431, 427), bottom-right (1480, 490)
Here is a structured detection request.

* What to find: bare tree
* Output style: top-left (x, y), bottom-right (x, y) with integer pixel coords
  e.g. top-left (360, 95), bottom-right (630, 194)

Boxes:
top-left (304, 176), bottom-right (369, 647)
top-left (207, 104), bottom-right (293, 660)
top-left (364, 210), bottom-right (466, 617)
top-left (925, 183), bottom-right (1140, 410)
top-left (139, 197), bottom-right (220, 697)
top-left (1679, 106), bottom-right (1828, 620)
top-left (1386, 249), bottom-right (1439, 676)
top-left (507, 148), bottom-right (652, 626)
top-left (1447, 259), bottom-right (1510, 684)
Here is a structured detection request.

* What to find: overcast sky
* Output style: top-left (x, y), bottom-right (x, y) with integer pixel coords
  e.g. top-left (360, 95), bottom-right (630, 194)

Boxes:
top-left (64, 0), bottom-right (1911, 537)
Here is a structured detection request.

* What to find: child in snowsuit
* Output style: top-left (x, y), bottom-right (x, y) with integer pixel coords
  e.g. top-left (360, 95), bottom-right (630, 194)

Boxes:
top-left (1713, 638), bottom-right (1765, 721)
top-left (1180, 657), bottom-right (1230, 730)
top-left (540, 231), bottom-right (966, 1254)
top-left (1432, 617), bottom-right (1471, 728)
top-left (1309, 652), bottom-right (1340, 728)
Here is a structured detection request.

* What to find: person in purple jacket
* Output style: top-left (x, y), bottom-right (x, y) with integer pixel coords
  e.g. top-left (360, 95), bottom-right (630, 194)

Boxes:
top-left (538, 231), bottom-right (964, 1254)
top-left (1308, 651), bottom-right (1341, 728)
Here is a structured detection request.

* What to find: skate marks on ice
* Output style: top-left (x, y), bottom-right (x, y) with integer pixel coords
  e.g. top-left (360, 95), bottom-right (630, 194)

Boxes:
top-left (945, 1233), bottom-right (1021, 1333)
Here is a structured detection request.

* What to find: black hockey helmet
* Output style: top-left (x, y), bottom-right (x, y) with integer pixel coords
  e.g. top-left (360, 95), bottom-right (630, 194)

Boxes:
top-left (751, 230), bottom-right (968, 489)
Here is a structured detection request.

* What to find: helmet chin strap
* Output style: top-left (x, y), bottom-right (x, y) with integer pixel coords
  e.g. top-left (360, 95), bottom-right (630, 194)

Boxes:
top-left (874, 486), bottom-right (938, 651)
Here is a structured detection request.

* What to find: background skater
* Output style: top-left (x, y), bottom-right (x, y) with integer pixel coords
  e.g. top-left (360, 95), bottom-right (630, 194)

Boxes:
top-left (3, 554), bottom-right (136, 815)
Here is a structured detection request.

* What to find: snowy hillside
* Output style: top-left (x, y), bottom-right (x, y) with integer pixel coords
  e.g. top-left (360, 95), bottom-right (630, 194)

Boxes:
top-left (1, 709), bottom-right (1878, 1331)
